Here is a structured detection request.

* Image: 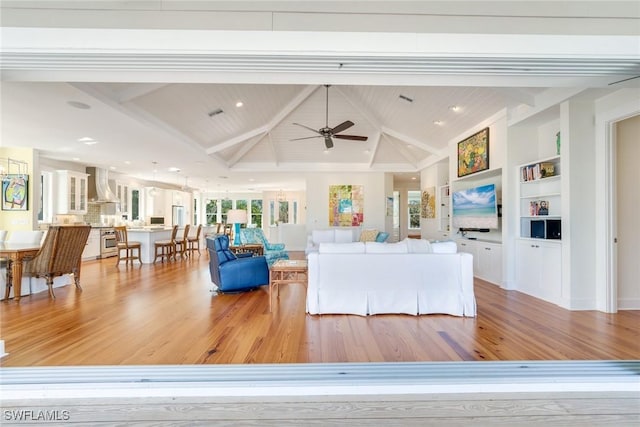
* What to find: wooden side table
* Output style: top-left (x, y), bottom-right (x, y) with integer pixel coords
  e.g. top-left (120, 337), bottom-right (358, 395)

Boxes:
top-left (229, 244), bottom-right (264, 257)
top-left (269, 259), bottom-right (308, 312)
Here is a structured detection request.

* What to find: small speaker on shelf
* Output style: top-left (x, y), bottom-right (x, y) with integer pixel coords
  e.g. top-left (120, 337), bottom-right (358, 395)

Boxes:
top-left (546, 219), bottom-right (561, 239)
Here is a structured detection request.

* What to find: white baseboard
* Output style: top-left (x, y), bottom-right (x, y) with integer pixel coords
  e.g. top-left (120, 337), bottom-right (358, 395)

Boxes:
top-left (617, 298), bottom-right (640, 310)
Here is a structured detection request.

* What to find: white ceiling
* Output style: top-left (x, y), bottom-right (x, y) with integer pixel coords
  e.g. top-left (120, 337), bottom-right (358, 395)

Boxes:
top-left (1, 1), bottom-right (639, 193)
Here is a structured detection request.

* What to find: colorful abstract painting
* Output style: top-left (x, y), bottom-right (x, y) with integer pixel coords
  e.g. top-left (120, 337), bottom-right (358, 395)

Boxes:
top-left (457, 127), bottom-right (490, 177)
top-left (421, 187), bottom-right (436, 218)
top-left (329, 185), bottom-right (364, 226)
top-left (2, 174), bottom-right (28, 211)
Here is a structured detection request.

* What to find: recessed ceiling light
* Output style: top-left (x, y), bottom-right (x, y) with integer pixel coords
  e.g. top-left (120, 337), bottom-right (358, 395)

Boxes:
top-left (67, 101), bottom-right (91, 110)
top-left (84, 140), bottom-right (99, 145)
top-left (411, 176), bottom-right (417, 180)
top-left (168, 167), bottom-right (180, 172)
top-left (449, 105), bottom-right (461, 112)
top-left (235, 101), bottom-right (244, 108)
top-left (433, 120), bottom-right (443, 126)
top-left (364, 149), bottom-right (371, 154)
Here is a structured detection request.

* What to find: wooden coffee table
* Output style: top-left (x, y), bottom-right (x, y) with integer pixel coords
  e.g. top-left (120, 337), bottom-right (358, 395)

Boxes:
top-left (269, 259), bottom-right (307, 312)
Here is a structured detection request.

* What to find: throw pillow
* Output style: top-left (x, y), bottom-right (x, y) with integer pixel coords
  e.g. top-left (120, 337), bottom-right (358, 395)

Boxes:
top-left (405, 238), bottom-right (432, 253)
top-left (375, 232), bottom-right (389, 243)
top-left (359, 228), bottom-right (379, 242)
top-left (318, 242), bottom-right (365, 253)
top-left (334, 228), bottom-right (354, 243)
top-left (365, 241), bottom-right (408, 253)
top-left (431, 241), bottom-right (457, 254)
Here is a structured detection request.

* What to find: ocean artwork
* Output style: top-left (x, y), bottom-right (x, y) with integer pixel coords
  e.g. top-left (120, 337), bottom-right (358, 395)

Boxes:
top-left (452, 183), bottom-right (498, 229)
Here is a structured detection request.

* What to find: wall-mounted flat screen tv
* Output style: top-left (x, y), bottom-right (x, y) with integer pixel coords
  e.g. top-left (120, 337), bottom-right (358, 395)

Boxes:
top-left (452, 183), bottom-right (498, 230)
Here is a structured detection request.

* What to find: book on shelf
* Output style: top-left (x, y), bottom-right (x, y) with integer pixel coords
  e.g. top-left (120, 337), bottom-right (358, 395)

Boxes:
top-left (521, 160), bottom-right (557, 182)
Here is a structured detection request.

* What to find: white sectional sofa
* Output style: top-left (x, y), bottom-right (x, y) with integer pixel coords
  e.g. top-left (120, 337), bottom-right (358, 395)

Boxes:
top-left (305, 228), bottom-right (361, 254)
top-left (306, 239), bottom-right (475, 317)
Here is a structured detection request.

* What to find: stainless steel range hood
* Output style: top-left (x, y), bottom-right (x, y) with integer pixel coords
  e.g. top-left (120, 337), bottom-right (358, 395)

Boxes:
top-left (86, 167), bottom-right (119, 203)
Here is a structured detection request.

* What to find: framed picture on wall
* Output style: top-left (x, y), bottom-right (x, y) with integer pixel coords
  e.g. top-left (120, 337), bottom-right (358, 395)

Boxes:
top-left (457, 127), bottom-right (490, 178)
top-left (2, 174), bottom-right (29, 211)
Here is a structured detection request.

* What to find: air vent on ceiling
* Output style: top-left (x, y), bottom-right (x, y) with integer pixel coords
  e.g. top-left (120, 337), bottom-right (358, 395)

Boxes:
top-left (208, 108), bottom-right (224, 117)
top-left (399, 94), bottom-right (414, 103)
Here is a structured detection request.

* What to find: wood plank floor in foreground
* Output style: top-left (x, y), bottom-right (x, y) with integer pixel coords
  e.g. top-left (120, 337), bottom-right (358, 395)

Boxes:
top-left (1, 252), bottom-right (638, 366)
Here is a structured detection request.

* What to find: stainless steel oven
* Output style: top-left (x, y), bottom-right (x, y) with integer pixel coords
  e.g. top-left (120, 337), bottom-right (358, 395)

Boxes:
top-left (100, 228), bottom-right (118, 258)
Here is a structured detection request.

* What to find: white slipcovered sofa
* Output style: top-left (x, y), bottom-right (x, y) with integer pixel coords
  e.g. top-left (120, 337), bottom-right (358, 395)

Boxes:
top-left (305, 227), bottom-right (390, 254)
top-left (306, 239), bottom-right (475, 317)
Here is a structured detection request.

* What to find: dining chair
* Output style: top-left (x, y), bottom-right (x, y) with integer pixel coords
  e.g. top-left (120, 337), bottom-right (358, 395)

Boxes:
top-left (114, 226), bottom-right (142, 267)
top-left (174, 224), bottom-right (190, 259)
top-left (187, 224), bottom-right (203, 257)
top-left (21, 225), bottom-right (91, 299)
top-left (154, 225), bottom-right (178, 263)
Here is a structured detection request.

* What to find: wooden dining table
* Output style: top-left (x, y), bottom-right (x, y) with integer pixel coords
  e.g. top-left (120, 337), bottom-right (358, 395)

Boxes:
top-left (0, 242), bottom-right (40, 302)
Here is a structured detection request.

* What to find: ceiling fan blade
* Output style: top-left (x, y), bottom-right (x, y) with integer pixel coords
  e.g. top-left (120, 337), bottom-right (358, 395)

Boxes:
top-left (330, 120), bottom-right (354, 135)
top-left (333, 134), bottom-right (368, 141)
top-left (293, 122), bottom-right (321, 135)
top-left (290, 135), bottom-right (322, 141)
top-left (324, 136), bottom-right (334, 149)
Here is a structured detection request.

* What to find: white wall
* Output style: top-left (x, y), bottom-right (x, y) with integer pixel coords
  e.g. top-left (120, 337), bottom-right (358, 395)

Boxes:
top-left (305, 172), bottom-right (387, 234)
top-left (615, 115), bottom-right (640, 309)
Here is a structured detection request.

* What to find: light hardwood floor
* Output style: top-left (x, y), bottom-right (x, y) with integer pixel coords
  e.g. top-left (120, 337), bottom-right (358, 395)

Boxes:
top-left (1, 252), bottom-right (638, 366)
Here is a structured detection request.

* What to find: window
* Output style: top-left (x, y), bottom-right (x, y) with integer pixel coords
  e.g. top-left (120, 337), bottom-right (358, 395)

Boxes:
top-left (251, 199), bottom-right (263, 228)
top-left (220, 199), bottom-right (232, 223)
top-left (131, 189), bottom-right (140, 220)
top-left (269, 200), bottom-right (276, 225)
top-left (278, 201), bottom-right (289, 224)
top-left (408, 190), bottom-right (421, 229)
top-left (193, 198), bottom-right (197, 224)
top-left (205, 199), bottom-right (217, 225)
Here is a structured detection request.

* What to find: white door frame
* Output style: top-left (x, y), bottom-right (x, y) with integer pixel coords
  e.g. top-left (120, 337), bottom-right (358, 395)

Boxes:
top-left (594, 91), bottom-right (640, 313)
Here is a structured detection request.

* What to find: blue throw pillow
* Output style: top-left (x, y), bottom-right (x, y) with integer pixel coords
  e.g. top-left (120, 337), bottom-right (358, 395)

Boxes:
top-left (375, 232), bottom-right (389, 243)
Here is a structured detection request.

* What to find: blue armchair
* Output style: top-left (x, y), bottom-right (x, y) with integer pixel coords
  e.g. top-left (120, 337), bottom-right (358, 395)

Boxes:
top-left (206, 235), bottom-right (269, 293)
top-left (239, 228), bottom-right (289, 267)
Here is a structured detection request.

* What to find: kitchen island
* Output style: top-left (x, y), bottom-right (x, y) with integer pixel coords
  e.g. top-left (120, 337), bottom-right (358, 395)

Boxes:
top-left (126, 227), bottom-right (180, 263)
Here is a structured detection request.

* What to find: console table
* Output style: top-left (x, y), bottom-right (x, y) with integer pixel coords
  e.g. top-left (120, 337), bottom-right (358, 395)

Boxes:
top-left (229, 244), bottom-right (264, 257)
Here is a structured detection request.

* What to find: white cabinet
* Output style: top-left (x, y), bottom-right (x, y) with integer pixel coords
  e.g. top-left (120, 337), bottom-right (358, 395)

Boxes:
top-left (115, 181), bottom-right (129, 214)
top-left (56, 170), bottom-right (88, 214)
top-left (455, 239), bottom-right (502, 285)
top-left (515, 239), bottom-right (561, 304)
top-left (476, 241), bottom-right (502, 285)
top-left (82, 228), bottom-right (101, 260)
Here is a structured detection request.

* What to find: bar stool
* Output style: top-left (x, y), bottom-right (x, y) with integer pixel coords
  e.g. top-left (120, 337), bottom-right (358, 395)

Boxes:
top-left (153, 225), bottom-right (178, 263)
top-left (174, 224), bottom-right (190, 259)
top-left (114, 226), bottom-right (142, 267)
top-left (187, 224), bottom-right (203, 257)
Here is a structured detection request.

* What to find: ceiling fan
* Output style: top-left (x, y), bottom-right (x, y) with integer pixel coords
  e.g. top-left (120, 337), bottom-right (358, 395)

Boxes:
top-left (292, 85), bottom-right (368, 149)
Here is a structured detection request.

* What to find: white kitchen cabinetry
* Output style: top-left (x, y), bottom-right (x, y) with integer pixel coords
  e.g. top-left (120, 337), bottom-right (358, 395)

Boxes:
top-left (56, 170), bottom-right (88, 214)
top-left (82, 228), bottom-right (101, 260)
top-left (455, 239), bottom-right (502, 285)
top-left (115, 181), bottom-right (129, 214)
top-left (515, 239), bottom-right (561, 304)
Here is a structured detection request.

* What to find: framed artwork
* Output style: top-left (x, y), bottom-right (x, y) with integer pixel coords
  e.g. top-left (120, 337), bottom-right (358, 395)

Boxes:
top-left (2, 174), bottom-right (29, 211)
top-left (421, 187), bottom-right (436, 218)
top-left (329, 185), bottom-right (364, 226)
top-left (457, 127), bottom-right (490, 178)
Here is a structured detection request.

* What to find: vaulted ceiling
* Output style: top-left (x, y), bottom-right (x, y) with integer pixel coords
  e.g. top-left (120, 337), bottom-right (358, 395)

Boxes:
top-left (2, 1), bottom-right (638, 193)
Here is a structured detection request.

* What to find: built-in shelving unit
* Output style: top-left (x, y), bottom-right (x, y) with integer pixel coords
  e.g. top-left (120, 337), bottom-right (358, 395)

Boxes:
top-left (438, 184), bottom-right (450, 232)
top-left (518, 155), bottom-right (562, 240)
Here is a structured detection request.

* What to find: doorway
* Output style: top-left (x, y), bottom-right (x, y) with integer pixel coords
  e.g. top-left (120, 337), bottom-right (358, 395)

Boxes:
top-left (614, 115), bottom-right (640, 310)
